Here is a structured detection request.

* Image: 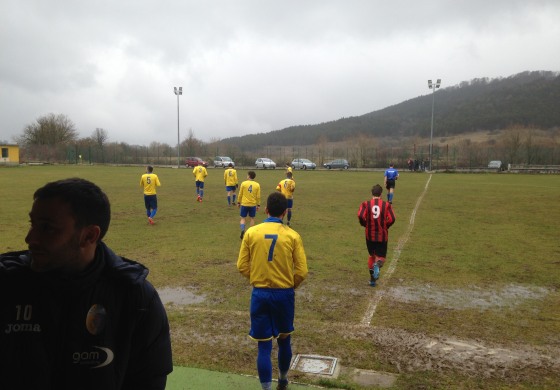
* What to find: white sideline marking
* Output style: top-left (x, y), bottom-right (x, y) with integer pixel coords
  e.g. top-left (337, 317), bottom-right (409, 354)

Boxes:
top-left (360, 175), bottom-right (432, 326)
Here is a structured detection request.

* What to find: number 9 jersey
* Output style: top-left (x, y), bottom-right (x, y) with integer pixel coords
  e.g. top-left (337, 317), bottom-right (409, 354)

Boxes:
top-left (357, 198), bottom-right (395, 242)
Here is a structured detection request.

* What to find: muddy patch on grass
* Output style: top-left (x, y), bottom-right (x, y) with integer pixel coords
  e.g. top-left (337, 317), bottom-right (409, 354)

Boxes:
top-left (361, 282), bottom-right (560, 382)
top-left (387, 282), bottom-right (550, 310)
top-left (360, 326), bottom-right (560, 381)
top-left (158, 287), bottom-right (206, 306)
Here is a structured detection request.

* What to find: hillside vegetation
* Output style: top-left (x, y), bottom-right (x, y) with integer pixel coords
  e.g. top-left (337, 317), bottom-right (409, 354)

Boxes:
top-left (218, 71), bottom-right (560, 150)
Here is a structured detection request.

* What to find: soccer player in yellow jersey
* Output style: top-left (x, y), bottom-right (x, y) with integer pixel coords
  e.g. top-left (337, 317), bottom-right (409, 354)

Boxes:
top-left (224, 163), bottom-right (238, 206)
top-left (237, 171), bottom-right (261, 239)
top-left (285, 163), bottom-right (293, 178)
top-left (276, 171), bottom-right (295, 226)
top-left (140, 166), bottom-right (161, 225)
top-left (192, 163), bottom-right (208, 202)
top-left (237, 192), bottom-right (308, 390)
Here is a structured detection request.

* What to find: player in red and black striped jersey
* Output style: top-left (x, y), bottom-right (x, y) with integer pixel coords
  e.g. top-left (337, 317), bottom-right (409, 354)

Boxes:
top-left (357, 184), bottom-right (396, 287)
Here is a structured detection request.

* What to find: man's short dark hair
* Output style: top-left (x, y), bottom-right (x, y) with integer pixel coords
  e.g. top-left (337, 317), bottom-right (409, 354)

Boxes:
top-left (147, 166), bottom-right (154, 173)
top-left (267, 192), bottom-right (287, 218)
top-left (248, 171), bottom-right (256, 179)
top-left (33, 178), bottom-right (111, 241)
top-left (286, 172), bottom-right (293, 179)
top-left (371, 184), bottom-right (383, 197)
top-left (228, 163), bottom-right (233, 167)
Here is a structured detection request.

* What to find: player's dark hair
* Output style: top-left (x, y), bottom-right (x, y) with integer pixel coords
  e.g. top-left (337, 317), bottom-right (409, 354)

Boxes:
top-left (33, 178), bottom-right (111, 241)
top-left (371, 184), bottom-right (383, 196)
top-left (248, 171), bottom-right (256, 179)
top-left (286, 172), bottom-right (293, 179)
top-left (228, 163), bottom-right (233, 167)
top-left (267, 192), bottom-right (287, 217)
top-left (147, 166), bottom-right (154, 173)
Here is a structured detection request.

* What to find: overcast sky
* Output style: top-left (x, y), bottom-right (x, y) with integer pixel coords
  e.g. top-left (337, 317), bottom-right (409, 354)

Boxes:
top-left (1, 0), bottom-right (559, 146)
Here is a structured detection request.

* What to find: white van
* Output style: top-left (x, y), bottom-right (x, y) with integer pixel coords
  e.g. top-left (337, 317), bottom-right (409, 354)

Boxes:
top-left (488, 160), bottom-right (502, 169)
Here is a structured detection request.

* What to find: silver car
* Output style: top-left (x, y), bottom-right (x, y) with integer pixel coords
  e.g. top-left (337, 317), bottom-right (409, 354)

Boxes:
top-left (214, 156), bottom-right (235, 168)
top-left (255, 158), bottom-right (276, 169)
top-left (291, 158), bottom-right (316, 170)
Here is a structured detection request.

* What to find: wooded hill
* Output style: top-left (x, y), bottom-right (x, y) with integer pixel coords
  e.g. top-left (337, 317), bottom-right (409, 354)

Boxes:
top-left (218, 71), bottom-right (560, 150)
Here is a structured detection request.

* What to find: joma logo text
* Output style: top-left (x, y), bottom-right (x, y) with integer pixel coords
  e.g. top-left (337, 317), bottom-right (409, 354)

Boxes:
top-left (4, 323), bottom-right (42, 334)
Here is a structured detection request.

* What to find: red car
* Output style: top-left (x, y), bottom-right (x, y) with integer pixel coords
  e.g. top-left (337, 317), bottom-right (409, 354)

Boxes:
top-left (185, 157), bottom-right (208, 167)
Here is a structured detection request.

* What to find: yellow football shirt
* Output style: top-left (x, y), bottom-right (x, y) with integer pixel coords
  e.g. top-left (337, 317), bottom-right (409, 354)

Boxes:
top-left (224, 168), bottom-right (238, 186)
top-left (237, 218), bottom-right (308, 289)
top-left (238, 179), bottom-right (261, 207)
top-left (140, 173), bottom-right (161, 195)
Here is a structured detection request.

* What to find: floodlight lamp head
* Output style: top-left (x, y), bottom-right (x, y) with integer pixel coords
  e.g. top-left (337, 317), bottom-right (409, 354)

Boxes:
top-left (428, 80), bottom-right (433, 88)
top-left (174, 86), bottom-right (183, 95)
top-left (436, 79), bottom-right (442, 88)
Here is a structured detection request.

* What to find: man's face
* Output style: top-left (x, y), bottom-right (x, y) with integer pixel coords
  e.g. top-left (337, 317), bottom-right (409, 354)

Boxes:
top-left (25, 197), bottom-right (85, 273)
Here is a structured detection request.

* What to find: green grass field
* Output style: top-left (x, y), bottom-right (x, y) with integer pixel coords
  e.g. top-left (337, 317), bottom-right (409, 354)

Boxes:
top-left (1, 165), bottom-right (559, 389)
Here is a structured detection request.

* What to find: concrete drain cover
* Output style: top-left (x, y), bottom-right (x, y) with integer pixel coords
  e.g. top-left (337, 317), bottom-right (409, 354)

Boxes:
top-left (291, 354), bottom-right (338, 376)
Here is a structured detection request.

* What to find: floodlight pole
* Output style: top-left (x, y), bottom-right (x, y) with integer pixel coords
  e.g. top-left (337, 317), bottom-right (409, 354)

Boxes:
top-left (428, 79), bottom-right (441, 171)
top-left (174, 86), bottom-right (183, 168)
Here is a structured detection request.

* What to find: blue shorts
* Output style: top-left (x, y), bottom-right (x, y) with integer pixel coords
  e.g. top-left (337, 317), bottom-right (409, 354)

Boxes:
top-left (144, 194), bottom-right (157, 210)
top-left (226, 185), bottom-right (236, 192)
top-left (286, 199), bottom-right (293, 208)
top-left (249, 288), bottom-right (295, 341)
top-left (196, 181), bottom-right (205, 189)
top-left (240, 205), bottom-right (257, 218)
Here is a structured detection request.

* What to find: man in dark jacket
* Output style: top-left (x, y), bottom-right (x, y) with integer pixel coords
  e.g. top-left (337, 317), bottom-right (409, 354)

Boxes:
top-left (0, 178), bottom-right (172, 389)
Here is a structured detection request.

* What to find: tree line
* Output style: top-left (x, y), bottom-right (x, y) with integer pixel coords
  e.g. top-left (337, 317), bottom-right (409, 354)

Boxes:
top-left (7, 71), bottom-right (560, 169)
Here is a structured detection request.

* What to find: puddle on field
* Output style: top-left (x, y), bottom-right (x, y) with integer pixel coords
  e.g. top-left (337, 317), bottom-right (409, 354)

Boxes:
top-left (388, 283), bottom-right (550, 310)
top-left (158, 287), bottom-right (206, 306)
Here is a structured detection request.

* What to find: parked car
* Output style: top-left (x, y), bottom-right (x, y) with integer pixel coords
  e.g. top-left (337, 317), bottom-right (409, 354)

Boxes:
top-left (488, 160), bottom-right (502, 169)
top-left (255, 158), bottom-right (276, 169)
top-left (185, 157), bottom-right (208, 167)
top-left (291, 158), bottom-right (316, 170)
top-left (214, 156), bottom-right (235, 168)
top-left (323, 159), bottom-right (349, 169)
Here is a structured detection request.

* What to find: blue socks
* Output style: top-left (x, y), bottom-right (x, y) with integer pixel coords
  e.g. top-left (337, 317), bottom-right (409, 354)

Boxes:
top-left (277, 336), bottom-right (292, 380)
top-left (257, 337), bottom-right (292, 389)
top-left (257, 340), bottom-right (273, 386)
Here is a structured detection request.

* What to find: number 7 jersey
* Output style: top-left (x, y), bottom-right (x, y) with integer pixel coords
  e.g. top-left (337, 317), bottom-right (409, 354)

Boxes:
top-left (237, 218), bottom-right (308, 289)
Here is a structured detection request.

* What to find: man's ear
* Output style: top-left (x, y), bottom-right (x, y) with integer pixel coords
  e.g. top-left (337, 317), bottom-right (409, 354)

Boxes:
top-left (81, 225), bottom-right (101, 247)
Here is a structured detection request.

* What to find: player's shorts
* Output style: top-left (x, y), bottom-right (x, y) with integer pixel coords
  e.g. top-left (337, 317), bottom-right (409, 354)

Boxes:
top-left (195, 180), bottom-right (205, 189)
top-left (144, 194), bottom-right (158, 210)
top-left (286, 199), bottom-right (293, 208)
top-left (385, 179), bottom-right (396, 190)
top-left (226, 185), bottom-right (236, 192)
top-left (366, 240), bottom-right (388, 258)
top-left (249, 287), bottom-right (295, 340)
top-left (240, 205), bottom-right (257, 218)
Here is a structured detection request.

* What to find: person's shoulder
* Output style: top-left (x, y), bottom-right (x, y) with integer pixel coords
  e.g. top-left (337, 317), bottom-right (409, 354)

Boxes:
top-left (100, 244), bottom-right (149, 283)
top-left (284, 225), bottom-right (303, 240)
top-left (0, 250), bottom-right (30, 274)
